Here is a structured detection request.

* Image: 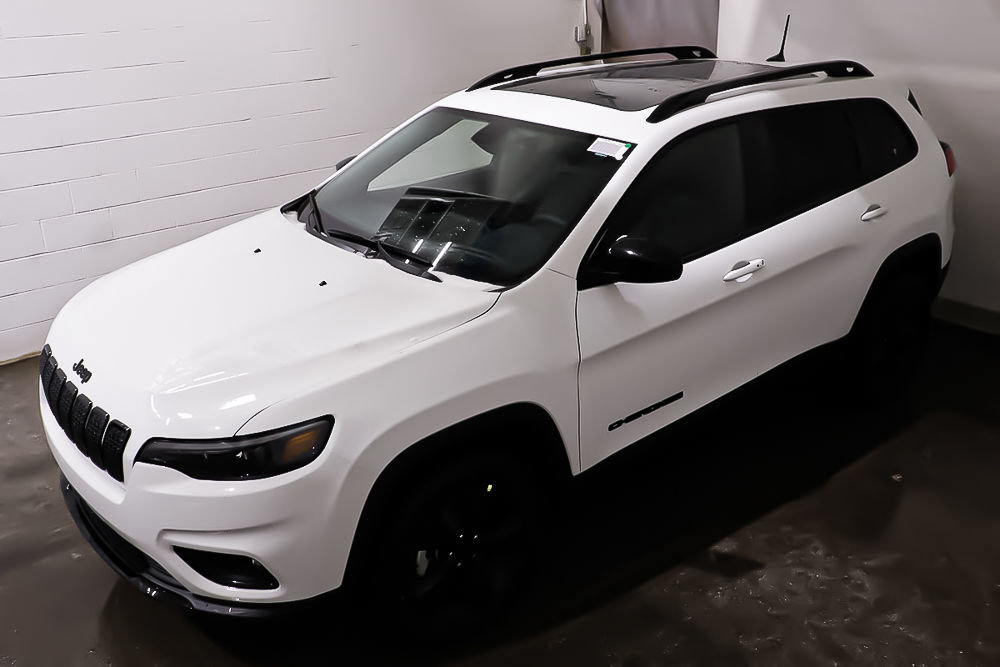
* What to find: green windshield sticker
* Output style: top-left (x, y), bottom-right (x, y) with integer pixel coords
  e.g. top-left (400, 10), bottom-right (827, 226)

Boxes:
top-left (588, 138), bottom-right (631, 160)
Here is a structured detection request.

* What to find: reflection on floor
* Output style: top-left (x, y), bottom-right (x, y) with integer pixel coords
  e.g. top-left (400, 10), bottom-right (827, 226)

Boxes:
top-left (2, 321), bottom-right (999, 666)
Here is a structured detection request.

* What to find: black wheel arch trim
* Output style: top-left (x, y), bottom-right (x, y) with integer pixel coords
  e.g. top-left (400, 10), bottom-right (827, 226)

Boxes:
top-left (850, 232), bottom-right (944, 334)
top-left (342, 402), bottom-right (572, 587)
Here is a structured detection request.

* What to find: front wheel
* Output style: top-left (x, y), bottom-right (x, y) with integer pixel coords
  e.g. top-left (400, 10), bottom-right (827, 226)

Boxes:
top-left (361, 452), bottom-right (545, 637)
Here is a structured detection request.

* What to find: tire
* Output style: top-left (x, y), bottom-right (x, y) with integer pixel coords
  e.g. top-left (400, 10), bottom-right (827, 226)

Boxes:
top-left (357, 450), bottom-right (545, 638)
top-left (848, 271), bottom-right (933, 403)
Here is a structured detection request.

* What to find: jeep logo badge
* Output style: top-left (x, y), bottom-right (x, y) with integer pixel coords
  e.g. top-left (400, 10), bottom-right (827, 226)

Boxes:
top-left (72, 359), bottom-right (93, 384)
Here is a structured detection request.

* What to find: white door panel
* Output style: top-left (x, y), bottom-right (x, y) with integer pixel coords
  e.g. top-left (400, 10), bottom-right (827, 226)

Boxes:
top-left (577, 187), bottom-right (872, 470)
top-left (578, 251), bottom-right (765, 469)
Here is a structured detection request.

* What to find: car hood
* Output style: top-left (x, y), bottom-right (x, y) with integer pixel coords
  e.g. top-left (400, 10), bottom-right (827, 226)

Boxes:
top-left (46, 209), bottom-right (499, 439)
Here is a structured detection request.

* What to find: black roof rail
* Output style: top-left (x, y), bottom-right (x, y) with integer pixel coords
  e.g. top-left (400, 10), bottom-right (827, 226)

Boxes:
top-left (467, 45), bottom-right (717, 91)
top-left (647, 60), bottom-right (874, 123)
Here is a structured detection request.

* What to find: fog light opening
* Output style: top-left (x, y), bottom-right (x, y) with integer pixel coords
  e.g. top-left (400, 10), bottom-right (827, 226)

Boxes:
top-left (174, 547), bottom-right (279, 590)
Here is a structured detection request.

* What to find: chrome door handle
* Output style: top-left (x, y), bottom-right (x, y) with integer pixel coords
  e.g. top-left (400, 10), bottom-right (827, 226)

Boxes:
top-left (861, 204), bottom-right (889, 222)
top-left (723, 258), bottom-right (766, 283)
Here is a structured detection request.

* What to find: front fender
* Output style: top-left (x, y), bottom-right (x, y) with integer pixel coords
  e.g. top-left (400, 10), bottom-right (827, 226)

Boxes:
top-left (236, 269), bottom-right (580, 591)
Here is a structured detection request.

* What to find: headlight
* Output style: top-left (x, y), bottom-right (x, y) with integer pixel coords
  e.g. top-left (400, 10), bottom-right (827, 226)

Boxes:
top-left (135, 416), bottom-right (334, 481)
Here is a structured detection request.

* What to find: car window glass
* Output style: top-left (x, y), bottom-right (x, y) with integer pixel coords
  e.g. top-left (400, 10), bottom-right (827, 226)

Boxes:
top-left (845, 99), bottom-right (918, 182)
top-left (741, 103), bottom-right (862, 231)
top-left (369, 119), bottom-right (492, 191)
top-left (315, 108), bottom-right (629, 286)
top-left (589, 99), bottom-right (894, 275)
top-left (596, 121), bottom-right (747, 263)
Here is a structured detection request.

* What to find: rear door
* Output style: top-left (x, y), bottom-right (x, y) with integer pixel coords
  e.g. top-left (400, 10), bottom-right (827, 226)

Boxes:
top-left (842, 97), bottom-right (928, 267)
top-left (725, 100), bottom-right (905, 359)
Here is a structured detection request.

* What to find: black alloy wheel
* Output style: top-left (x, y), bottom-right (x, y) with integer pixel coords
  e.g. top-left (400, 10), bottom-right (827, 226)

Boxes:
top-left (851, 272), bottom-right (933, 403)
top-left (369, 452), bottom-right (544, 637)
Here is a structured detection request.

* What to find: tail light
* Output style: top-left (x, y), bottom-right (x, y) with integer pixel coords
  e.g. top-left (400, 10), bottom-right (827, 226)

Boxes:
top-left (941, 141), bottom-right (956, 177)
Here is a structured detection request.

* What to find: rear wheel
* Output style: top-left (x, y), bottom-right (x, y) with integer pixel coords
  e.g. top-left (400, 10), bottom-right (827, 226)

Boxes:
top-left (849, 272), bottom-right (933, 403)
top-left (360, 451), bottom-right (545, 638)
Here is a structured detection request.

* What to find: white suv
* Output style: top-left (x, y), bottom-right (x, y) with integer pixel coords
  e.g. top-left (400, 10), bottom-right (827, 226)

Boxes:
top-left (41, 46), bottom-right (954, 626)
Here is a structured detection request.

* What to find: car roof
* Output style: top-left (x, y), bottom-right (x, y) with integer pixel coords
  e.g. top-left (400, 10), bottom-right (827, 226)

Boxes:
top-left (496, 59), bottom-right (778, 113)
top-left (438, 50), bottom-right (879, 143)
top-left (466, 49), bottom-right (874, 125)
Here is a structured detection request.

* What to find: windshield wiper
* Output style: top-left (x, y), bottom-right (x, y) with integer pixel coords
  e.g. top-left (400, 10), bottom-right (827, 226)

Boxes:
top-left (300, 191), bottom-right (377, 250)
top-left (373, 238), bottom-right (442, 282)
top-left (294, 190), bottom-right (439, 282)
top-left (404, 186), bottom-right (492, 200)
top-left (323, 226), bottom-right (379, 250)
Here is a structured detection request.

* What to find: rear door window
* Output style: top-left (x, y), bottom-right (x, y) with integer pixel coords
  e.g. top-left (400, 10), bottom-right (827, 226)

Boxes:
top-left (740, 102), bottom-right (863, 232)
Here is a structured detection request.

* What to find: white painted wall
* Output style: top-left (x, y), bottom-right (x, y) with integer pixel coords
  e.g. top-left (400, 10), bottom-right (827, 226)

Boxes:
top-left (596, 0), bottom-right (718, 51)
top-left (0, 0), bottom-right (583, 362)
top-left (719, 0), bottom-right (1000, 314)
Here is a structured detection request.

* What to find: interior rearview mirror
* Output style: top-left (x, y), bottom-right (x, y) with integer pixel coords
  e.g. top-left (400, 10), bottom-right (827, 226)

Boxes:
top-left (580, 236), bottom-right (683, 289)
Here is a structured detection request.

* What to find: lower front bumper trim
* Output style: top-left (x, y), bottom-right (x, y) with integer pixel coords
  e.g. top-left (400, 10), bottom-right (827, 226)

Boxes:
top-left (60, 475), bottom-right (339, 617)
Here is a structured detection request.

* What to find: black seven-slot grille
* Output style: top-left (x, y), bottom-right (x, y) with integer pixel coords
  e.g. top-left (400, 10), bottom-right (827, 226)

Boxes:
top-left (40, 345), bottom-right (131, 482)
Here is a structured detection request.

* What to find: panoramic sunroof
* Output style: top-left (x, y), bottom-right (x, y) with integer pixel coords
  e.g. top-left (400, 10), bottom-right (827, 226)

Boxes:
top-left (497, 60), bottom-right (779, 112)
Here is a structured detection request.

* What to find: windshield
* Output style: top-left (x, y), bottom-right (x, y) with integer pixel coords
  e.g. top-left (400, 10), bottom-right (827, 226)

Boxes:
top-left (313, 107), bottom-right (632, 286)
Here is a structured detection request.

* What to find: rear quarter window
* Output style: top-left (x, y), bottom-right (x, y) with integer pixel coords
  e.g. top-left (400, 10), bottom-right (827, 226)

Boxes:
top-left (844, 98), bottom-right (919, 182)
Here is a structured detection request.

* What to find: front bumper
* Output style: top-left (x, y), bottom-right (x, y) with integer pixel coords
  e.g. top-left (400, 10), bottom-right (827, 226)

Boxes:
top-left (61, 476), bottom-right (339, 616)
top-left (41, 377), bottom-right (355, 607)
top-left (62, 476), bottom-right (263, 616)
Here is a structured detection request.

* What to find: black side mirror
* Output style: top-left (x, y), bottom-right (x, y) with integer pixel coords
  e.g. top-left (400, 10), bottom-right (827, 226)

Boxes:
top-left (335, 155), bottom-right (357, 170)
top-left (580, 236), bottom-right (683, 289)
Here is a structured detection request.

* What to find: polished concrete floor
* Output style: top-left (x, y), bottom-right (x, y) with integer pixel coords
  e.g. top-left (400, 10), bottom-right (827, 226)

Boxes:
top-left (2, 321), bottom-right (999, 666)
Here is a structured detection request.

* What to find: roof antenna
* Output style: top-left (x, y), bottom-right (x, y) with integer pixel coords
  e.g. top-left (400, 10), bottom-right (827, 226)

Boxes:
top-left (767, 15), bottom-right (791, 62)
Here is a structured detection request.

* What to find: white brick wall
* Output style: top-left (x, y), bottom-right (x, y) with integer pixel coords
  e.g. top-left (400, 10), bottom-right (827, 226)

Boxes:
top-left (0, 0), bottom-right (582, 362)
